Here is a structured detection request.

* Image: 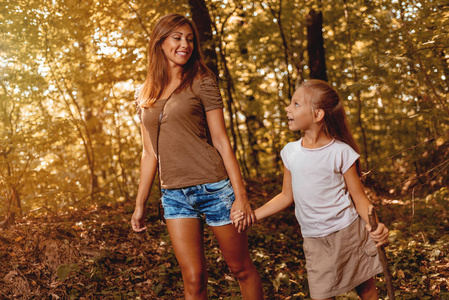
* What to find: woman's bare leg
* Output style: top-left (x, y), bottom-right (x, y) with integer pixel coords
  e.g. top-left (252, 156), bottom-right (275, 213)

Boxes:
top-left (166, 218), bottom-right (208, 300)
top-left (211, 224), bottom-right (264, 299)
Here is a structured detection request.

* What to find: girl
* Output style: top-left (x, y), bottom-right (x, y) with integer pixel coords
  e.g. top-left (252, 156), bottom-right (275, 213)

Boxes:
top-left (233, 79), bottom-right (389, 300)
top-left (131, 14), bottom-right (263, 299)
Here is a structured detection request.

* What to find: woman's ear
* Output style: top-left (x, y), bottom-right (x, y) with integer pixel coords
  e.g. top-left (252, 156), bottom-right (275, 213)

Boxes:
top-left (314, 109), bottom-right (325, 123)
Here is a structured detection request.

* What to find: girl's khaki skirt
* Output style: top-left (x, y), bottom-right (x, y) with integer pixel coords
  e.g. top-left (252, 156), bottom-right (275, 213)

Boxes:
top-left (303, 217), bottom-right (383, 299)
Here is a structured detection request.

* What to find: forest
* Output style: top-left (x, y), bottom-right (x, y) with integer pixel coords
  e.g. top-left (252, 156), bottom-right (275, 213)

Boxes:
top-left (1, 0), bottom-right (448, 299)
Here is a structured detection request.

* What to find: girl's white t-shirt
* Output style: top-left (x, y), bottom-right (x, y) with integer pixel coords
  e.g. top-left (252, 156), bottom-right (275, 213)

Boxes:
top-left (280, 138), bottom-right (360, 237)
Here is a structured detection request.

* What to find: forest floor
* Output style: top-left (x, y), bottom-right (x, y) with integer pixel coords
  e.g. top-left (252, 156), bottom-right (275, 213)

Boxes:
top-left (1, 179), bottom-right (448, 300)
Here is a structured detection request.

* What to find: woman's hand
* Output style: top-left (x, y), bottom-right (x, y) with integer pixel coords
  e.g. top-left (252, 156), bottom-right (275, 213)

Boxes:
top-left (367, 222), bottom-right (389, 247)
top-left (131, 206), bottom-right (147, 232)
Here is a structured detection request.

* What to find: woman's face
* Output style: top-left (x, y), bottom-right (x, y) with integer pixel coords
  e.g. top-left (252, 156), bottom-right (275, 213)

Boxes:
top-left (161, 23), bottom-right (194, 68)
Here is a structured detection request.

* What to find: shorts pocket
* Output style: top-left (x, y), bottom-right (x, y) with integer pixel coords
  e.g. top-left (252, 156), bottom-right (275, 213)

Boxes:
top-left (364, 240), bottom-right (379, 257)
top-left (203, 179), bottom-right (231, 194)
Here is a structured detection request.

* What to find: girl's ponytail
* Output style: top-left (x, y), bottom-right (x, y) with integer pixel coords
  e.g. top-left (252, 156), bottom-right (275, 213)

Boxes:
top-left (302, 80), bottom-right (362, 177)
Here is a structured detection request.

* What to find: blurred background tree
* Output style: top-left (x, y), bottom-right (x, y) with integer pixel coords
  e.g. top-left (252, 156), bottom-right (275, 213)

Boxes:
top-left (1, 0), bottom-right (448, 223)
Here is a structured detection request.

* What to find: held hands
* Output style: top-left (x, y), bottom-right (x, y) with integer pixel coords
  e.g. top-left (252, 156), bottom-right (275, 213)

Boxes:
top-left (231, 209), bottom-right (256, 233)
top-left (231, 210), bottom-right (245, 232)
top-left (366, 222), bottom-right (389, 247)
top-left (230, 200), bottom-right (256, 233)
top-left (131, 206), bottom-right (147, 232)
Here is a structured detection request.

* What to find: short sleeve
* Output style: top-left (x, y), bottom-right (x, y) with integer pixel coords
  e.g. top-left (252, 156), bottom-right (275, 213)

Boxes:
top-left (134, 85), bottom-right (143, 123)
top-left (280, 142), bottom-right (294, 171)
top-left (198, 76), bottom-right (224, 111)
top-left (339, 144), bottom-right (360, 174)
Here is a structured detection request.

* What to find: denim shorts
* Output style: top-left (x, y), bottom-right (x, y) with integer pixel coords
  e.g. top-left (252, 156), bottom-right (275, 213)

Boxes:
top-left (161, 178), bottom-right (235, 226)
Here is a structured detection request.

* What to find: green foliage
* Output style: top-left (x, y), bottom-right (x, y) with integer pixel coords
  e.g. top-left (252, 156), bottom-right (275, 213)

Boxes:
top-left (1, 0), bottom-right (186, 214)
top-left (1, 0), bottom-right (448, 219)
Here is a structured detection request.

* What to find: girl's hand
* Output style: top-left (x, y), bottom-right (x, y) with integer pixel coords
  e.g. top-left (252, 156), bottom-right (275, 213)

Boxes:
top-left (231, 210), bottom-right (245, 227)
top-left (367, 222), bottom-right (389, 247)
top-left (231, 200), bottom-right (256, 233)
top-left (131, 206), bottom-right (147, 232)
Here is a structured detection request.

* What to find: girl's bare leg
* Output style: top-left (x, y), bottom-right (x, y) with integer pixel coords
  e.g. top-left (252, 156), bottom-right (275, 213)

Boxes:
top-left (211, 224), bottom-right (264, 299)
top-left (355, 278), bottom-right (379, 300)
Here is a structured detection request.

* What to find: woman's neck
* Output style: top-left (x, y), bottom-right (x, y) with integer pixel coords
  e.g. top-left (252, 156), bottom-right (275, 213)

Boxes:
top-left (160, 65), bottom-right (183, 99)
top-left (167, 63), bottom-right (184, 82)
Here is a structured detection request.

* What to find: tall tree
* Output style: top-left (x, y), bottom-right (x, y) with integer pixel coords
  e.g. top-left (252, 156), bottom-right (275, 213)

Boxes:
top-left (188, 0), bottom-right (219, 78)
top-left (306, 9), bottom-right (328, 81)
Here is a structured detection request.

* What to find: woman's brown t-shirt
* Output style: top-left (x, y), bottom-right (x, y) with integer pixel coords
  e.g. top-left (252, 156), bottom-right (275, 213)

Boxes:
top-left (135, 75), bottom-right (228, 189)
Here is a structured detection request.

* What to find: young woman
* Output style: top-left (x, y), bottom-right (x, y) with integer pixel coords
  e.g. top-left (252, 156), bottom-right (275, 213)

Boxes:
top-left (233, 80), bottom-right (389, 300)
top-left (130, 13), bottom-right (263, 300)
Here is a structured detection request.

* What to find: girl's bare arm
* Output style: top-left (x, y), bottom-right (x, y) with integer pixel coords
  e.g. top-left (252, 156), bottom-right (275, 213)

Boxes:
top-left (254, 165), bottom-right (294, 221)
top-left (344, 164), bottom-right (389, 246)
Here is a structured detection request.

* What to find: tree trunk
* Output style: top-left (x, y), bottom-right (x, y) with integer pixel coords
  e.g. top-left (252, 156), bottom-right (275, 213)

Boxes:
top-left (208, 9), bottom-right (251, 175)
top-left (243, 107), bottom-right (261, 177)
top-left (1, 186), bottom-right (20, 229)
top-left (306, 9), bottom-right (328, 81)
top-left (188, 0), bottom-right (219, 78)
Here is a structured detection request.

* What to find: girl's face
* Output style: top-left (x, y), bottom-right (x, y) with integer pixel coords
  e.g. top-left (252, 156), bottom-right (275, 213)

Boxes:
top-left (161, 23), bottom-right (194, 68)
top-left (285, 88), bottom-right (315, 131)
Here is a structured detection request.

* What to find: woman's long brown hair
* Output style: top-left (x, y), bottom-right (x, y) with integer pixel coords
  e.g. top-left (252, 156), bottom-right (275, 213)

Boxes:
top-left (138, 13), bottom-right (211, 107)
top-left (301, 79), bottom-right (362, 177)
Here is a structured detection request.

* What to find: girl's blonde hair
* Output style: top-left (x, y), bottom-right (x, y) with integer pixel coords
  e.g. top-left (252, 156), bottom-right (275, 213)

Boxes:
top-left (301, 79), bottom-right (362, 176)
top-left (138, 13), bottom-right (211, 107)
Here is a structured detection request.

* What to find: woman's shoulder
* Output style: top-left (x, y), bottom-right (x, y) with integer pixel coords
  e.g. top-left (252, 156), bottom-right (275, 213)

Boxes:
top-left (133, 84), bottom-right (144, 122)
top-left (190, 72), bottom-right (220, 98)
top-left (134, 84), bottom-right (143, 100)
top-left (191, 71), bottom-right (216, 86)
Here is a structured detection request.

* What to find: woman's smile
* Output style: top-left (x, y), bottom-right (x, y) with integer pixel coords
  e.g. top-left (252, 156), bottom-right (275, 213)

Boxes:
top-left (161, 23), bottom-right (194, 67)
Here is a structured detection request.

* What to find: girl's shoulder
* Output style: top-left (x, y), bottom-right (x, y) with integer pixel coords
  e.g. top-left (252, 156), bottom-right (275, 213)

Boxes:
top-left (281, 139), bottom-right (302, 154)
top-left (333, 139), bottom-right (358, 153)
top-left (285, 139), bottom-right (301, 147)
top-left (280, 139), bottom-right (302, 169)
